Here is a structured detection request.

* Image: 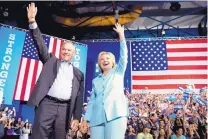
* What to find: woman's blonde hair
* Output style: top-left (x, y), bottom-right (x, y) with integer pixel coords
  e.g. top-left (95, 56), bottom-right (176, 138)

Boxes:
top-left (98, 51), bottom-right (116, 73)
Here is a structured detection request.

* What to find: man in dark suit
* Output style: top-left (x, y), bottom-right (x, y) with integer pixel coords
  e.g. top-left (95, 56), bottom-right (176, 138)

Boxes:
top-left (26, 3), bottom-right (84, 139)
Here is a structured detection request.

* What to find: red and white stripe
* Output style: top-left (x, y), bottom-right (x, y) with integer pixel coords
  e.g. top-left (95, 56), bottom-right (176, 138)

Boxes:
top-left (13, 38), bottom-right (64, 101)
top-left (132, 39), bottom-right (208, 94)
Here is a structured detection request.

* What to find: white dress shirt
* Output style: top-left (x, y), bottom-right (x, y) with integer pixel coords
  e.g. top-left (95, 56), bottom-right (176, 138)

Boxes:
top-left (29, 23), bottom-right (73, 100)
top-left (48, 62), bottom-right (73, 99)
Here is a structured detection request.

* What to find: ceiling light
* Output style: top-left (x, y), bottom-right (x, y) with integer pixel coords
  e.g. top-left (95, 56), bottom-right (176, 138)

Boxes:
top-left (170, 2), bottom-right (181, 11)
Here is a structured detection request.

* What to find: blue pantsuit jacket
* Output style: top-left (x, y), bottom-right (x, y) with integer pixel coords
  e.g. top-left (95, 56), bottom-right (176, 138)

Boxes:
top-left (85, 40), bottom-right (129, 127)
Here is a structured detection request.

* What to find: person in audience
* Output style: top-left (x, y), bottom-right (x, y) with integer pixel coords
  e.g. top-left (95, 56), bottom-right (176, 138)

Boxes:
top-left (137, 123), bottom-right (153, 139)
top-left (5, 118), bottom-right (15, 136)
top-left (29, 123), bottom-right (32, 136)
top-left (158, 128), bottom-right (166, 139)
top-left (20, 122), bottom-right (31, 139)
top-left (126, 125), bottom-right (136, 139)
top-left (84, 23), bottom-right (128, 139)
top-left (198, 114), bottom-right (207, 138)
top-left (26, 3), bottom-right (84, 139)
top-left (0, 113), bottom-right (5, 138)
top-left (14, 117), bottom-right (22, 135)
top-left (2, 107), bottom-right (8, 116)
top-left (185, 120), bottom-right (200, 139)
top-left (170, 127), bottom-right (186, 139)
top-left (79, 119), bottom-right (90, 139)
top-left (173, 110), bottom-right (186, 135)
top-left (19, 121), bottom-right (25, 138)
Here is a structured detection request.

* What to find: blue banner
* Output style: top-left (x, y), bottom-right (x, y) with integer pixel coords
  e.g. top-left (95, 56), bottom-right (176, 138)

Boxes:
top-left (0, 27), bottom-right (26, 104)
top-left (73, 43), bottom-right (88, 76)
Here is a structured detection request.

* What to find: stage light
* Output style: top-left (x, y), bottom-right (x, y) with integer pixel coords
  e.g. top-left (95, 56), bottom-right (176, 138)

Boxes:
top-left (170, 2), bottom-right (181, 11)
top-left (3, 11), bottom-right (8, 17)
top-left (72, 36), bottom-right (75, 40)
top-left (161, 30), bottom-right (166, 36)
top-left (0, 7), bottom-right (9, 18)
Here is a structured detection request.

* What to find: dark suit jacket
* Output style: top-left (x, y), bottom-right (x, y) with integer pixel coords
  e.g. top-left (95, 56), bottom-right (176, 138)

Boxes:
top-left (27, 27), bottom-right (84, 124)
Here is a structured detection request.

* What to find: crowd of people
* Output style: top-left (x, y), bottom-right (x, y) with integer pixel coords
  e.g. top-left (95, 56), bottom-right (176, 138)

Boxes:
top-left (125, 86), bottom-right (207, 139)
top-left (66, 86), bottom-right (207, 139)
top-left (0, 86), bottom-right (207, 139)
top-left (0, 107), bottom-right (32, 139)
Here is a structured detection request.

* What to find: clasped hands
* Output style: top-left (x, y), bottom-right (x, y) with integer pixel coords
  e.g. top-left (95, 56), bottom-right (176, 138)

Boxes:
top-left (70, 120), bottom-right (89, 134)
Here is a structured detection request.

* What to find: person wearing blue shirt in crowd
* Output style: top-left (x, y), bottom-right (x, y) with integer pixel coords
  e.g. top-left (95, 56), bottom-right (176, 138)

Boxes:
top-left (171, 127), bottom-right (186, 139)
top-left (83, 23), bottom-right (129, 139)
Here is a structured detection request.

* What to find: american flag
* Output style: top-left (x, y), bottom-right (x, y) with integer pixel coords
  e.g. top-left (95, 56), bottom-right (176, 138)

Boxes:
top-left (13, 32), bottom-right (64, 101)
top-left (131, 39), bottom-right (207, 94)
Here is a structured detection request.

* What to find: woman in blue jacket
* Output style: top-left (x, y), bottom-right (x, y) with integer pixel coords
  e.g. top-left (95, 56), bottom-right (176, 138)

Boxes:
top-left (84, 23), bottom-right (129, 139)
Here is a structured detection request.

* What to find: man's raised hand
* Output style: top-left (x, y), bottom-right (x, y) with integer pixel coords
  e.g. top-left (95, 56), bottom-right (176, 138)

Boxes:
top-left (27, 2), bottom-right (37, 23)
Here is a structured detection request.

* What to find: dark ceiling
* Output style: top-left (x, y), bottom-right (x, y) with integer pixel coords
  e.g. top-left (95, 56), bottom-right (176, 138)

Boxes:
top-left (0, 1), bottom-right (207, 40)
